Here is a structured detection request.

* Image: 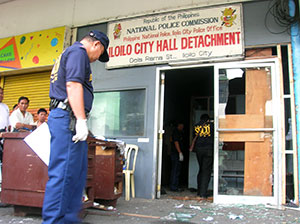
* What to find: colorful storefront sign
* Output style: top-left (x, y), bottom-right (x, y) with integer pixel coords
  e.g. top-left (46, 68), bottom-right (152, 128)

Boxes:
top-left (0, 26), bottom-right (69, 72)
top-left (107, 4), bottom-right (243, 69)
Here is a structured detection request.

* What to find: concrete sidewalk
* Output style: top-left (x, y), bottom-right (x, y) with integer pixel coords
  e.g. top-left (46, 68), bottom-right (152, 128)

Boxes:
top-left (0, 190), bottom-right (300, 223)
top-left (85, 194), bottom-right (300, 224)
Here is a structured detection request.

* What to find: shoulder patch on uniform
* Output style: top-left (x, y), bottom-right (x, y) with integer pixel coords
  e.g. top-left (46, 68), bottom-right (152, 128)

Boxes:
top-left (51, 54), bottom-right (62, 83)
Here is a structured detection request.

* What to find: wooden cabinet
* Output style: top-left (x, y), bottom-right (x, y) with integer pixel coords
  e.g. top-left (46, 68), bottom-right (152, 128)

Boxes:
top-left (0, 133), bottom-right (123, 214)
top-left (1, 132), bottom-right (95, 214)
top-left (87, 137), bottom-right (123, 207)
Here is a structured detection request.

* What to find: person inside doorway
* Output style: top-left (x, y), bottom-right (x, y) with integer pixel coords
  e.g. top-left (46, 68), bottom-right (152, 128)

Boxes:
top-left (9, 96), bottom-right (36, 132)
top-left (35, 108), bottom-right (47, 127)
top-left (190, 114), bottom-right (214, 198)
top-left (170, 121), bottom-right (185, 192)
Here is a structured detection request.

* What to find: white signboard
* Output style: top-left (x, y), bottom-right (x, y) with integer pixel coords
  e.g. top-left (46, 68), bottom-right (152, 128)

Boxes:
top-left (107, 4), bottom-right (243, 69)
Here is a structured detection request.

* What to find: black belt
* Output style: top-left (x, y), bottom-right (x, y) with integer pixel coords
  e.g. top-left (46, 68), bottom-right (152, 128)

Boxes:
top-left (50, 99), bottom-right (71, 111)
top-left (50, 99), bottom-right (89, 116)
top-left (50, 99), bottom-right (89, 132)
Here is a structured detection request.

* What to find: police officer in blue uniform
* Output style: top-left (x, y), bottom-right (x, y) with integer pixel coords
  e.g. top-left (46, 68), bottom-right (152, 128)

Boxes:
top-left (42, 30), bottom-right (109, 224)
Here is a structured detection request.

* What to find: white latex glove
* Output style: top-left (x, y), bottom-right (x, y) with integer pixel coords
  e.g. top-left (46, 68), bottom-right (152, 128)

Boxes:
top-left (179, 152), bottom-right (184, 161)
top-left (72, 119), bottom-right (88, 142)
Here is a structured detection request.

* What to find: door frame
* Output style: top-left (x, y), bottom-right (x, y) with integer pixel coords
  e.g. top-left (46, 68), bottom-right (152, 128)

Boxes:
top-left (155, 58), bottom-right (282, 205)
top-left (155, 63), bottom-right (215, 198)
top-left (213, 58), bottom-right (282, 206)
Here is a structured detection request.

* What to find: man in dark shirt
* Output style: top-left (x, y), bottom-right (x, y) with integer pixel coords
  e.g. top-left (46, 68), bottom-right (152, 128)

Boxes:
top-left (191, 114), bottom-right (214, 198)
top-left (170, 122), bottom-right (184, 191)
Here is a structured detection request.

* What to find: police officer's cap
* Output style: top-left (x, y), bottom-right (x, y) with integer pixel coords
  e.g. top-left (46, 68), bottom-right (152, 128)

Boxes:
top-left (89, 30), bottom-right (110, 62)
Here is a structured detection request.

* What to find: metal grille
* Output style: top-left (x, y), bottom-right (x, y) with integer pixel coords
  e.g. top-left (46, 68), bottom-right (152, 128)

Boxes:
top-left (3, 71), bottom-right (51, 111)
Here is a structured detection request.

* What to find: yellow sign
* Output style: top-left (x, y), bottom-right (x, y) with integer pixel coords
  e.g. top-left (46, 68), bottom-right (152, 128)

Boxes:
top-left (0, 26), bottom-right (68, 71)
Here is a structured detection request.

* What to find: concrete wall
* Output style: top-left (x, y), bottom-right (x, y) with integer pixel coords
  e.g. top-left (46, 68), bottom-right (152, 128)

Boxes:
top-left (243, 1), bottom-right (290, 45)
top-left (0, 0), bottom-right (254, 38)
top-left (0, 0), bottom-right (290, 45)
top-left (92, 63), bottom-right (158, 199)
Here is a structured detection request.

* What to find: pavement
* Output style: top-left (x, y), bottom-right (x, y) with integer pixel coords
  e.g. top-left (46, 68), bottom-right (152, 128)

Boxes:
top-left (0, 189), bottom-right (300, 223)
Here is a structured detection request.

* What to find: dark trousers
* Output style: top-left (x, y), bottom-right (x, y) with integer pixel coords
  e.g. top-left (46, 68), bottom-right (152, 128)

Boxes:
top-left (196, 148), bottom-right (213, 197)
top-left (170, 152), bottom-right (181, 190)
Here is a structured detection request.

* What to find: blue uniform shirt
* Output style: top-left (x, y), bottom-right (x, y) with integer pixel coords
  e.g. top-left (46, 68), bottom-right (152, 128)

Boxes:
top-left (50, 42), bottom-right (94, 112)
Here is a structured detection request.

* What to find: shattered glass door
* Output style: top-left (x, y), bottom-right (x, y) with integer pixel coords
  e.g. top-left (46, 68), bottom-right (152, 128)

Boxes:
top-left (217, 66), bottom-right (275, 197)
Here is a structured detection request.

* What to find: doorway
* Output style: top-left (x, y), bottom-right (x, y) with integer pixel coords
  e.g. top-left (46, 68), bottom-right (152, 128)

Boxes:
top-left (157, 59), bottom-right (281, 206)
top-left (160, 66), bottom-right (214, 195)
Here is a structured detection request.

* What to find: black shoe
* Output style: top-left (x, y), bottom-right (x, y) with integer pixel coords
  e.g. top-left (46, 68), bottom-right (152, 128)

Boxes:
top-left (171, 188), bottom-right (184, 192)
top-left (197, 192), bottom-right (207, 198)
top-left (189, 188), bottom-right (197, 192)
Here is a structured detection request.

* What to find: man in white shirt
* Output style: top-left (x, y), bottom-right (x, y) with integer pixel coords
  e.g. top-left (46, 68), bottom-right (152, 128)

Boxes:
top-left (0, 87), bottom-right (9, 133)
top-left (9, 96), bottom-right (36, 132)
top-left (0, 87), bottom-right (10, 164)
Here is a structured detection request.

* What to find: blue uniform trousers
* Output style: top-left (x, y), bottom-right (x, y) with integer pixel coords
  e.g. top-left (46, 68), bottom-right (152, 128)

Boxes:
top-left (42, 108), bottom-right (88, 224)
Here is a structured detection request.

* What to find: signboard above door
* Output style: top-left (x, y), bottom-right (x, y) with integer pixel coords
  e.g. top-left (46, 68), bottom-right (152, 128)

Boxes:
top-left (107, 4), bottom-right (244, 69)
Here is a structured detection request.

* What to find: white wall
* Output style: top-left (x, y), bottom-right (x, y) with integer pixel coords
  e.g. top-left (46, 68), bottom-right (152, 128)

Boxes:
top-left (0, 0), bottom-right (255, 38)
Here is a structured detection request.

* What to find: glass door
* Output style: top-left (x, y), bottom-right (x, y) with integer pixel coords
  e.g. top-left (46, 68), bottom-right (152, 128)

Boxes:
top-left (213, 59), bottom-right (281, 205)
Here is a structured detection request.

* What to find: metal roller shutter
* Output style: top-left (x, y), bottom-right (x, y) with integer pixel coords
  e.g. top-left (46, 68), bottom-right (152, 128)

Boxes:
top-left (3, 71), bottom-right (51, 111)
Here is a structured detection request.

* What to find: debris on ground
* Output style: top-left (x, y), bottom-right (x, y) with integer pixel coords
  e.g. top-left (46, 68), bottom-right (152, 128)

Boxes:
top-left (121, 212), bottom-right (160, 219)
top-left (189, 205), bottom-right (202, 210)
top-left (93, 202), bottom-right (116, 211)
top-left (175, 204), bottom-right (184, 209)
top-left (161, 212), bottom-right (196, 222)
top-left (168, 195), bottom-right (213, 202)
top-left (203, 216), bottom-right (214, 221)
top-left (228, 213), bottom-right (244, 220)
top-left (1, 196), bottom-right (300, 223)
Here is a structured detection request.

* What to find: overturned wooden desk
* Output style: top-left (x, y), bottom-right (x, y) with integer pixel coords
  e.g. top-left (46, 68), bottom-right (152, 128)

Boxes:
top-left (1, 132), bottom-right (49, 214)
top-left (0, 132), bottom-right (98, 215)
